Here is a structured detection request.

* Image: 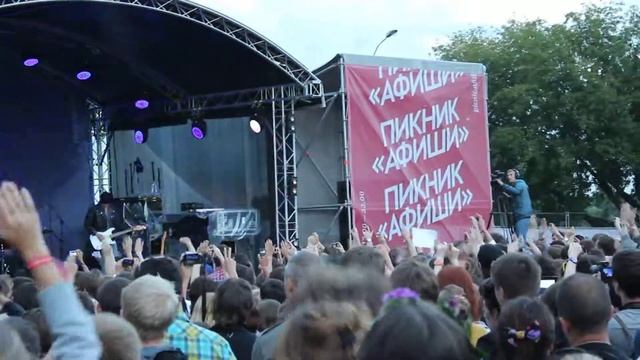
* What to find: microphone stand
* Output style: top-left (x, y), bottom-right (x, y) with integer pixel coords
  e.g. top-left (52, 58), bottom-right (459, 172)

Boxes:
top-left (44, 203), bottom-right (66, 258)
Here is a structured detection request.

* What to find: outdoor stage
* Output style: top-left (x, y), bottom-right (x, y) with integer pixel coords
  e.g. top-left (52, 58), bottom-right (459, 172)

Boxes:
top-left (0, 0), bottom-right (491, 263)
top-left (0, 0), bottom-right (323, 259)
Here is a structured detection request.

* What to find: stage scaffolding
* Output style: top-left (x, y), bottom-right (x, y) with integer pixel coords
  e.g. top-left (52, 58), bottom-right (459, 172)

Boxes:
top-left (295, 57), bottom-right (353, 246)
top-left (90, 81), bottom-right (324, 245)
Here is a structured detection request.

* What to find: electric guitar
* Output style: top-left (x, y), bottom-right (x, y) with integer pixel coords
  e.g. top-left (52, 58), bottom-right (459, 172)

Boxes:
top-left (89, 225), bottom-right (147, 251)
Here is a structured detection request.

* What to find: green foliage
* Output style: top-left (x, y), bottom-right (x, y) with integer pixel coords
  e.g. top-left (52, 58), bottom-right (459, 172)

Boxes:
top-left (435, 3), bottom-right (640, 214)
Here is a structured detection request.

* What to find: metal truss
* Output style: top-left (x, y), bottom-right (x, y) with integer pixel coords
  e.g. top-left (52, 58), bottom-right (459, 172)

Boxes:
top-left (165, 81), bottom-right (324, 114)
top-left (272, 89), bottom-right (298, 246)
top-left (88, 100), bottom-right (111, 204)
top-left (0, 0), bottom-right (321, 88)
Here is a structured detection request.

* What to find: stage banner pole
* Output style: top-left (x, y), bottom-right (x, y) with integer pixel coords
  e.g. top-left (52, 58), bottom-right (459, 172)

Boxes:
top-left (345, 62), bottom-right (491, 245)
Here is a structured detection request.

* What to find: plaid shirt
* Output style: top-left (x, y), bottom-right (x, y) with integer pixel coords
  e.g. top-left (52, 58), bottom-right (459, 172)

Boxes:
top-left (167, 311), bottom-right (236, 360)
top-left (209, 266), bottom-right (228, 282)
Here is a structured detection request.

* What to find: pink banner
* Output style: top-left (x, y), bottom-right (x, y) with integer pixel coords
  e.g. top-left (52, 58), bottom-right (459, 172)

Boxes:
top-left (346, 63), bottom-right (492, 246)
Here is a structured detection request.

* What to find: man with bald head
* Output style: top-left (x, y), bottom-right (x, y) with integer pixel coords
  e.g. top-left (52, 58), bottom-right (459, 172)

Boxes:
top-left (556, 274), bottom-right (628, 360)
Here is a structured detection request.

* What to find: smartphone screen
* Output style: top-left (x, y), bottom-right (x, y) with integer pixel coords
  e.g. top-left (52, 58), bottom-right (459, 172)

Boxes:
top-left (602, 266), bottom-right (613, 278)
top-left (540, 279), bottom-right (555, 289)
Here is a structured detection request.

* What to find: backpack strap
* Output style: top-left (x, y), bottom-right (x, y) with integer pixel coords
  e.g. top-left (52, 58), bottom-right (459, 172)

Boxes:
top-left (613, 313), bottom-right (634, 345)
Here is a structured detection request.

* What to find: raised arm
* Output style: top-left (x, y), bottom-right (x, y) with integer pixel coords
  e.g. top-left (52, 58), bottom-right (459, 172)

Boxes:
top-left (0, 182), bottom-right (101, 360)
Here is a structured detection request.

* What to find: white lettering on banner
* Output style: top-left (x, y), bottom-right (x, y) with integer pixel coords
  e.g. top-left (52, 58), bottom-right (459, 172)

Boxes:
top-left (377, 187), bottom-right (474, 238)
top-left (368, 69), bottom-right (465, 106)
top-left (378, 98), bottom-right (460, 147)
top-left (372, 125), bottom-right (469, 174)
top-left (383, 160), bottom-right (464, 213)
top-left (471, 74), bottom-right (480, 113)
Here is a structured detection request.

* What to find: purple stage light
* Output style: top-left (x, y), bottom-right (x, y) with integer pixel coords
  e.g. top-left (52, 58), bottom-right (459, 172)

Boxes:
top-left (76, 71), bottom-right (92, 80)
top-left (135, 99), bottom-right (149, 109)
top-left (23, 58), bottom-right (39, 67)
top-left (191, 120), bottom-right (207, 140)
top-left (134, 130), bottom-right (146, 144)
top-left (191, 127), bottom-right (204, 140)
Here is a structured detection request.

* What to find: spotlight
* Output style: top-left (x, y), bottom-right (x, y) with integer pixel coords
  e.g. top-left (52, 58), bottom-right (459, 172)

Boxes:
top-left (191, 120), bottom-right (207, 140)
top-left (135, 99), bottom-right (149, 110)
top-left (77, 71), bottom-right (92, 80)
top-left (288, 176), bottom-right (298, 196)
top-left (249, 119), bottom-right (261, 133)
top-left (23, 58), bottom-right (39, 67)
top-left (133, 129), bottom-right (148, 144)
top-left (288, 116), bottom-right (295, 133)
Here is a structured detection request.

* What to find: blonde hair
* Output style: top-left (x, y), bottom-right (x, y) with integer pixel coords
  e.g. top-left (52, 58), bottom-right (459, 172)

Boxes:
top-left (190, 293), bottom-right (216, 327)
top-left (121, 275), bottom-right (179, 342)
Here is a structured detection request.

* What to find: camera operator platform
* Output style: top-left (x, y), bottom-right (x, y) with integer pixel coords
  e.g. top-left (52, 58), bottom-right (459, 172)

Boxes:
top-left (495, 169), bottom-right (533, 239)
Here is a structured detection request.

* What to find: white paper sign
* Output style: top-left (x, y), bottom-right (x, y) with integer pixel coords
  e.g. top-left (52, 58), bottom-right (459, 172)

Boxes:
top-left (411, 228), bottom-right (437, 249)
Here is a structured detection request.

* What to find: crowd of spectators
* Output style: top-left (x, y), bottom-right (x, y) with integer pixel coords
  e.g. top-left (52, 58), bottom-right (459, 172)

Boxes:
top-left (1, 181), bottom-right (640, 360)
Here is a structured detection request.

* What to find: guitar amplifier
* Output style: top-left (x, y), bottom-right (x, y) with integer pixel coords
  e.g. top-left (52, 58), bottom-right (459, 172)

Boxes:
top-left (118, 196), bottom-right (163, 215)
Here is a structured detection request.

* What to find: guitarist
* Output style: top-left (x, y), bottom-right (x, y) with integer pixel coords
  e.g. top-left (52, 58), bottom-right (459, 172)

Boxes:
top-left (83, 192), bottom-right (126, 269)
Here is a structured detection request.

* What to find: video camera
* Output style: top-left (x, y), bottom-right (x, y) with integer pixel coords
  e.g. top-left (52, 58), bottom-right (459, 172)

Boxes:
top-left (180, 252), bottom-right (204, 266)
top-left (590, 261), bottom-right (613, 282)
top-left (491, 169), bottom-right (505, 182)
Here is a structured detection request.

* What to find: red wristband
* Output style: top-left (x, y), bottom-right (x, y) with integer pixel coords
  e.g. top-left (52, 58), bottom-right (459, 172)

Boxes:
top-left (27, 255), bottom-right (54, 271)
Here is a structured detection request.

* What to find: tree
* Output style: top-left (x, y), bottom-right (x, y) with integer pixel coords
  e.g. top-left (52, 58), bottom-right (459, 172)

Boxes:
top-left (435, 3), bottom-right (640, 217)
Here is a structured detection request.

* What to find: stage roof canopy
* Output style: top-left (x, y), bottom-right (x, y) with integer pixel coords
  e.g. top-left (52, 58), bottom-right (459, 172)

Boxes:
top-left (0, 0), bottom-right (318, 127)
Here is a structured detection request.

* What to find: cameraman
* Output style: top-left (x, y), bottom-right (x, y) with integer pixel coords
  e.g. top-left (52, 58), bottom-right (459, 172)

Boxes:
top-left (609, 250), bottom-right (640, 357)
top-left (495, 169), bottom-right (533, 239)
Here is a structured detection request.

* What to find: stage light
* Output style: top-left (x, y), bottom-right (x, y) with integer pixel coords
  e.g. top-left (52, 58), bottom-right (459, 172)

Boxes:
top-left (191, 120), bottom-right (207, 140)
top-left (288, 116), bottom-right (295, 133)
top-left (23, 58), bottom-right (39, 67)
top-left (77, 71), bottom-right (92, 80)
top-left (135, 99), bottom-right (149, 109)
top-left (289, 176), bottom-right (298, 196)
top-left (133, 129), bottom-right (148, 144)
top-left (249, 119), bottom-right (261, 133)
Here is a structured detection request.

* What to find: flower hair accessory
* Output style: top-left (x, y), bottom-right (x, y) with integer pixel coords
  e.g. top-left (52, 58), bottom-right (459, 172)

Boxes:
top-left (505, 321), bottom-right (542, 347)
top-left (382, 288), bottom-right (420, 304)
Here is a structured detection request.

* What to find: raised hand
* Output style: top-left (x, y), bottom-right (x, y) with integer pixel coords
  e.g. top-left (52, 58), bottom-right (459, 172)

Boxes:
top-left (375, 231), bottom-right (388, 247)
top-left (565, 227), bottom-right (577, 243)
top-left (222, 246), bottom-right (237, 279)
top-left (621, 202), bottom-right (637, 227)
top-left (134, 238), bottom-right (144, 259)
top-left (123, 236), bottom-right (133, 258)
top-left (435, 243), bottom-right (447, 259)
top-left (539, 218), bottom-right (548, 235)
top-left (0, 182), bottom-right (47, 258)
top-left (376, 243), bottom-right (394, 272)
top-left (476, 213), bottom-right (487, 231)
top-left (197, 240), bottom-right (210, 255)
top-left (350, 228), bottom-right (362, 247)
top-left (506, 234), bottom-right (521, 253)
top-left (258, 251), bottom-right (272, 276)
top-left (568, 241), bottom-right (583, 260)
top-left (401, 227), bottom-right (412, 243)
top-left (615, 217), bottom-right (629, 237)
top-left (362, 226), bottom-right (374, 245)
top-left (265, 239), bottom-right (275, 258)
top-left (179, 237), bottom-right (196, 252)
top-left (446, 244), bottom-right (460, 265)
top-left (549, 223), bottom-right (563, 241)
top-left (75, 249), bottom-right (85, 264)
